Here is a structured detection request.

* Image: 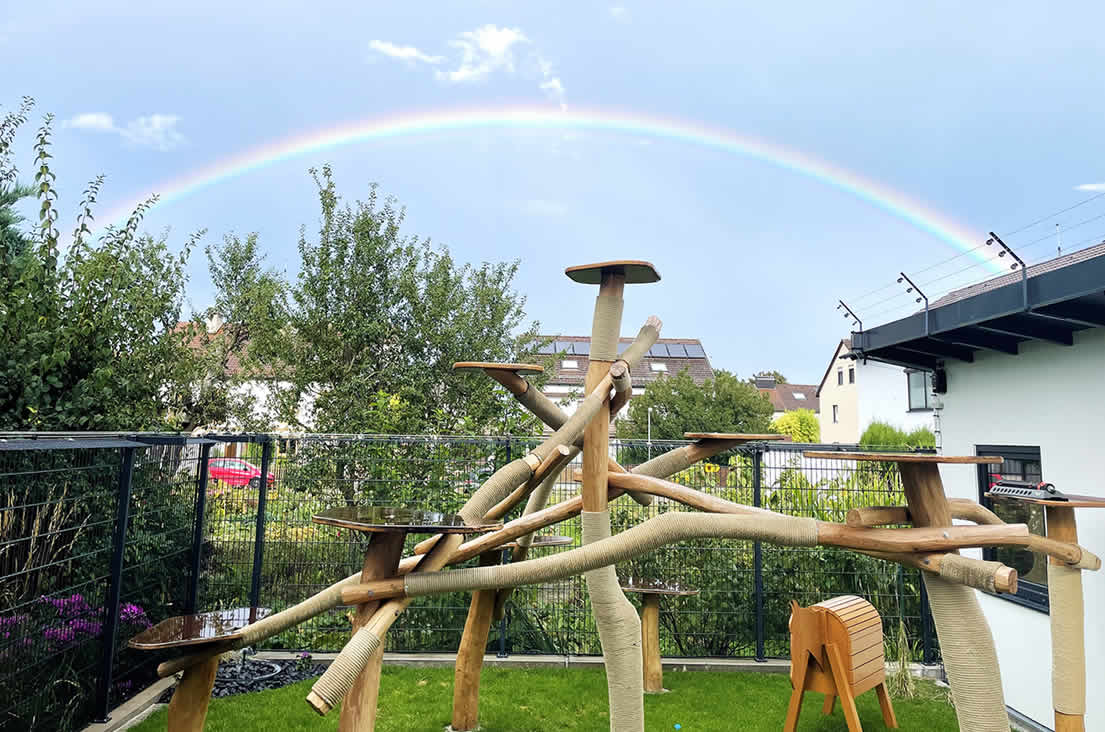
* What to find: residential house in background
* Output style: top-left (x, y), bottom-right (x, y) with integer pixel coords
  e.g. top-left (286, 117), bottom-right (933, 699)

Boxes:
top-left (816, 339), bottom-right (934, 443)
top-left (850, 242), bottom-right (1105, 730)
top-left (532, 336), bottom-right (714, 419)
top-left (753, 374), bottom-right (819, 421)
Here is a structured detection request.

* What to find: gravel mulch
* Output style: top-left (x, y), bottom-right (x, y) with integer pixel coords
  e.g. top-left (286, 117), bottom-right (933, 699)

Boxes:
top-left (157, 658), bottom-right (327, 703)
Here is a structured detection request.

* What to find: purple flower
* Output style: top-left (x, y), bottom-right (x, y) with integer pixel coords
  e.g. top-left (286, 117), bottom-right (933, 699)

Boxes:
top-left (120, 603), bottom-right (151, 628)
top-left (0, 614), bottom-right (30, 639)
top-left (40, 593), bottom-right (92, 619)
top-left (68, 618), bottom-right (103, 636)
top-left (44, 626), bottom-right (76, 646)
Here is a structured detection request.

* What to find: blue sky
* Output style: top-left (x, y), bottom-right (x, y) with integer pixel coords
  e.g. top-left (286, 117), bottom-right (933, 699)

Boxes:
top-left (5, 1), bottom-right (1105, 383)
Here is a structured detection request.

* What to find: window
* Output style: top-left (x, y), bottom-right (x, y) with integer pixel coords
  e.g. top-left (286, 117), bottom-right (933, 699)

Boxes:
top-left (907, 370), bottom-right (932, 410)
top-left (648, 344), bottom-right (670, 357)
top-left (832, 405), bottom-right (839, 423)
top-left (684, 343), bottom-right (706, 358)
top-left (848, 368), bottom-right (855, 384)
top-left (792, 393), bottom-right (806, 400)
top-left (667, 343), bottom-right (688, 357)
top-left (978, 445), bottom-right (1048, 612)
top-left (837, 369), bottom-right (843, 386)
top-left (561, 360), bottom-right (579, 370)
top-left (649, 362), bottom-right (668, 372)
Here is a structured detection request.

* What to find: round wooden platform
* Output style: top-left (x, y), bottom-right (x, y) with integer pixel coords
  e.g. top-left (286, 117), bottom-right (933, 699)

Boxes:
top-left (564, 260), bottom-right (661, 285)
top-left (312, 506), bottom-right (501, 534)
top-left (453, 362), bottom-right (544, 374)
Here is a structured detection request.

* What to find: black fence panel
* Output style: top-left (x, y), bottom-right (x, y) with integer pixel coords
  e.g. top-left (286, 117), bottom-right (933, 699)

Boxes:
top-left (1, 432), bottom-right (941, 729)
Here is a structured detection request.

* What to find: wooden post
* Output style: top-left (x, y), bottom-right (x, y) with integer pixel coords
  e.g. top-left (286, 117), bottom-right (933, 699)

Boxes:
top-left (582, 269), bottom-right (624, 512)
top-left (640, 594), bottom-right (664, 693)
top-left (1045, 504), bottom-right (1084, 732)
top-left (451, 551), bottom-right (502, 731)
top-left (167, 655), bottom-right (219, 732)
top-left (339, 531), bottom-right (406, 732)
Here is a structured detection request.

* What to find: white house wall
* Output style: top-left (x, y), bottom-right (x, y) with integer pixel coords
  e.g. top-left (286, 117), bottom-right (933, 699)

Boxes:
top-left (855, 359), bottom-right (934, 436)
top-left (938, 327), bottom-right (1104, 729)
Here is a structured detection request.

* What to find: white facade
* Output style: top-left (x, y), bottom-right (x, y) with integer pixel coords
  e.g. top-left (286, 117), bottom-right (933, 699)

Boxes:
top-left (818, 340), bottom-right (934, 443)
top-left (937, 327), bottom-right (1104, 729)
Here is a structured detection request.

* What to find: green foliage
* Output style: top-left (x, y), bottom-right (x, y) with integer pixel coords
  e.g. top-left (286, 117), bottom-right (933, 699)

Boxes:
top-left (859, 421), bottom-right (935, 449)
top-left (164, 233), bottom-right (290, 431)
top-left (618, 369), bottom-right (774, 458)
top-left (769, 408), bottom-right (819, 442)
top-left (886, 620), bottom-right (918, 699)
top-left (0, 98), bottom-right (198, 430)
top-left (270, 166), bottom-right (544, 435)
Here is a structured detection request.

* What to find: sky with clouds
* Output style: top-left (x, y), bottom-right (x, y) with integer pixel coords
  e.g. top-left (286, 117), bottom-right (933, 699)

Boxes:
top-left (5, 1), bottom-right (1105, 383)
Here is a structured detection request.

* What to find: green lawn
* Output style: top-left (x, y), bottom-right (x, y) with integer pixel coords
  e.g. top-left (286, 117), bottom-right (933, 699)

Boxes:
top-left (132, 666), bottom-right (957, 731)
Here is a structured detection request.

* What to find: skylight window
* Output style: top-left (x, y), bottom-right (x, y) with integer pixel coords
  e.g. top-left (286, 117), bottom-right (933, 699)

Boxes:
top-left (650, 362), bottom-right (668, 372)
top-left (793, 393), bottom-right (807, 399)
top-left (562, 360), bottom-right (579, 370)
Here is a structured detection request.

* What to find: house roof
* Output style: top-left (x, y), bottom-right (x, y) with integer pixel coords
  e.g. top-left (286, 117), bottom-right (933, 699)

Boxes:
top-left (758, 383), bottom-right (820, 413)
top-left (851, 242), bottom-right (1105, 371)
top-left (533, 336), bottom-right (714, 387)
top-left (815, 338), bottom-right (852, 397)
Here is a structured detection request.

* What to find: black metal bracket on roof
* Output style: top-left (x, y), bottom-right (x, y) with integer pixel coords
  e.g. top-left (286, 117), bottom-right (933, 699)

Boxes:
top-left (986, 232), bottom-right (1028, 310)
top-left (897, 272), bottom-right (929, 336)
top-left (837, 300), bottom-right (862, 334)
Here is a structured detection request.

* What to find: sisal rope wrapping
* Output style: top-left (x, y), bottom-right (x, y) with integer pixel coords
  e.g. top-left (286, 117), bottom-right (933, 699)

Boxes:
top-left (311, 629), bottom-right (383, 711)
top-left (937, 554), bottom-right (1005, 593)
top-left (589, 295), bottom-right (625, 361)
top-left (583, 511), bottom-right (643, 732)
top-left (515, 383), bottom-right (568, 430)
top-left (922, 574), bottom-right (1010, 731)
top-left (458, 458), bottom-right (534, 524)
top-left (633, 447), bottom-right (692, 481)
top-left (1047, 562), bottom-right (1086, 715)
top-left (516, 457), bottom-right (571, 549)
top-left (403, 512), bottom-right (818, 597)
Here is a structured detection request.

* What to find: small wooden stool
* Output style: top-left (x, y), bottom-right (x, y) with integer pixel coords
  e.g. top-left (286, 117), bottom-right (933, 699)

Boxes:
top-left (784, 595), bottom-right (896, 732)
top-left (130, 607), bottom-right (270, 732)
top-left (620, 579), bottom-right (699, 694)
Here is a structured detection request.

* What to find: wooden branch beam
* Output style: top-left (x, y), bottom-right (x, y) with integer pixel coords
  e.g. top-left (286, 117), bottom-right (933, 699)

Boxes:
top-left (859, 550), bottom-right (1018, 594)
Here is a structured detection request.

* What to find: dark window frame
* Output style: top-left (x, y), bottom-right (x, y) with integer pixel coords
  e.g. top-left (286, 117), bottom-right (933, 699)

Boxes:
top-left (837, 369), bottom-right (843, 385)
top-left (848, 367), bottom-right (855, 384)
top-left (906, 370), bottom-right (932, 412)
top-left (977, 444), bottom-right (1049, 613)
top-left (832, 405), bottom-right (839, 423)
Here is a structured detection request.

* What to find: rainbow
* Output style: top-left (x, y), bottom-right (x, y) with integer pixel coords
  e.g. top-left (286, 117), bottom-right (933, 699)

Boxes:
top-left (95, 104), bottom-right (998, 269)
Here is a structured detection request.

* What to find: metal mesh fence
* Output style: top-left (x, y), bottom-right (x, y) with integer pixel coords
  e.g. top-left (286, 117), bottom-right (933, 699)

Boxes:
top-left (0, 432), bottom-right (940, 729)
top-left (195, 435), bottom-right (932, 662)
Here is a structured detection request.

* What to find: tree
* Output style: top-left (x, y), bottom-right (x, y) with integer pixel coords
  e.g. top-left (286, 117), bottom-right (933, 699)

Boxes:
top-left (0, 99), bottom-right (197, 430)
top-left (270, 166), bottom-right (544, 434)
top-left (164, 233), bottom-right (290, 431)
top-left (748, 370), bottom-right (787, 384)
top-left (769, 408), bottom-right (819, 442)
top-left (618, 369), bottom-right (774, 457)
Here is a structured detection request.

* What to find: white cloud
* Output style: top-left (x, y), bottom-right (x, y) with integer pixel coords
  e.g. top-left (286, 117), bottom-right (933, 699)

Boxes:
top-left (609, 6), bottom-right (630, 22)
top-left (65, 113), bottom-right (116, 132)
top-left (522, 199), bottom-right (568, 216)
top-left (436, 25), bottom-right (529, 82)
top-left (64, 112), bottom-right (184, 151)
top-left (540, 76), bottom-right (567, 110)
top-left (367, 40), bottom-right (443, 65)
top-left (1074, 183), bottom-right (1105, 191)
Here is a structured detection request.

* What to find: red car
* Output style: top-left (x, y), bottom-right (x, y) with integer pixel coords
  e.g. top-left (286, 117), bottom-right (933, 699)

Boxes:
top-left (208, 458), bottom-right (275, 490)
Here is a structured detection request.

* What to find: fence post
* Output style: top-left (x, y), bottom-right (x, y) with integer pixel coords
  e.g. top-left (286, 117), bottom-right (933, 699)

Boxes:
top-left (249, 438), bottom-right (274, 611)
top-left (186, 441), bottom-right (213, 614)
top-left (752, 445), bottom-right (765, 662)
top-left (497, 438), bottom-right (511, 658)
top-left (94, 446), bottom-right (137, 722)
top-left (919, 570), bottom-right (935, 664)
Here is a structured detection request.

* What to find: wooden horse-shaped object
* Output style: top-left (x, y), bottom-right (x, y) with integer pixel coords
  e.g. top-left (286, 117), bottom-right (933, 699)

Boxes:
top-left (784, 595), bottom-right (897, 732)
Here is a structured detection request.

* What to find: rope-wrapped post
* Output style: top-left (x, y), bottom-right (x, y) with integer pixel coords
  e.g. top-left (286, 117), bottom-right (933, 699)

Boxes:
top-left (897, 461), bottom-right (1010, 732)
top-left (576, 263), bottom-right (645, 732)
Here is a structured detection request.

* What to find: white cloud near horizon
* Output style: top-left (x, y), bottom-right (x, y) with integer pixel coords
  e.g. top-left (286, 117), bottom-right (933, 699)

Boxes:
top-left (609, 6), bottom-right (630, 22)
top-left (64, 113), bottom-right (184, 151)
top-left (367, 40), bottom-right (443, 65)
top-left (371, 25), bottom-right (567, 109)
top-left (1074, 183), bottom-right (1105, 191)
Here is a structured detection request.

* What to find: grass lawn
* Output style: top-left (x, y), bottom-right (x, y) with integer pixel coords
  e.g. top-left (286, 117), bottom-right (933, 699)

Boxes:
top-left (131, 666), bottom-right (957, 731)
